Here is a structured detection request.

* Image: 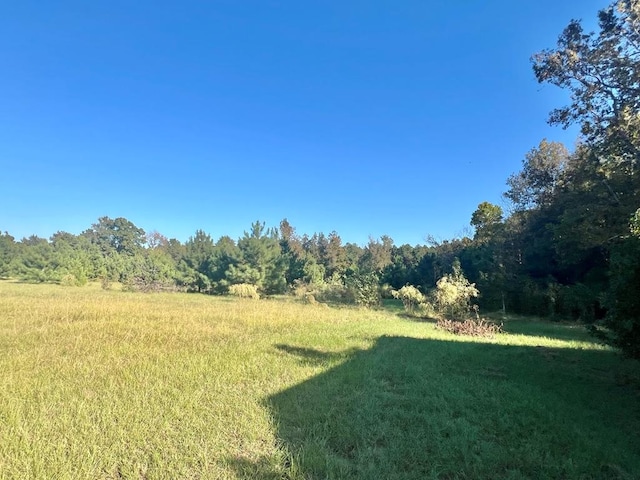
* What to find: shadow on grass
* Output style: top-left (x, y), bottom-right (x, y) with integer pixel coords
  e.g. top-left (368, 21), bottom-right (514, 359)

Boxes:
top-left (405, 310), bottom-right (596, 344)
top-left (396, 313), bottom-right (595, 345)
top-left (396, 312), bottom-right (439, 323)
top-left (496, 318), bottom-right (597, 344)
top-left (274, 344), bottom-right (362, 367)
top-left (389, 304), bottom-right (597, 344)
top-left (232, 336), bottom-right (640, 480)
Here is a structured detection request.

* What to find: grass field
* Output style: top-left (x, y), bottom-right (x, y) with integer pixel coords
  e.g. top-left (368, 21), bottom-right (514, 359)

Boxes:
top-left (0, 281), bottom-right (639, 479)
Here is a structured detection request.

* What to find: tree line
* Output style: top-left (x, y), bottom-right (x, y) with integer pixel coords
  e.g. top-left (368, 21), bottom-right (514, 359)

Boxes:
top-left (1, 1), bottom-right (639, 357)
top-left (0, 215), bottom-right (413, 298)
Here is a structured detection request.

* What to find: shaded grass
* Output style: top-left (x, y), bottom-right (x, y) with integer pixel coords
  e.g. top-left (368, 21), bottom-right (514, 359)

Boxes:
top-left (497, 314), bottom-right (599, 344)
top-left (269, 337), bottom-right (640, 479)
top-left (0, 281), bottom-right (638, 479)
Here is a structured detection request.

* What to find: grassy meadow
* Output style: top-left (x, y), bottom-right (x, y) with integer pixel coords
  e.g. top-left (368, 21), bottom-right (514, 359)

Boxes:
top-left (0, 281), bottom-right (639, 479)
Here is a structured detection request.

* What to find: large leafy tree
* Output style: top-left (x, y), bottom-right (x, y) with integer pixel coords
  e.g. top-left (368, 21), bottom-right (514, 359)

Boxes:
top-left (504, 140), bottom-right (570, 211)
top-left (83, 216), bottom-right (146, 255)
top-left (470, 202), bottom-right (504, 242)
top-left (467, 203), bottom-right (508, 311)
top-left (532, 0), bottom-right (640, 354)
top-left (532, 0), bottom-right (640, 161)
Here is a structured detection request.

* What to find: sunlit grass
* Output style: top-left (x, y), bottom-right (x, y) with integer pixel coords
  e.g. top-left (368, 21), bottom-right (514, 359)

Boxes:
top-left (0, 281), bottom-right (638, 479)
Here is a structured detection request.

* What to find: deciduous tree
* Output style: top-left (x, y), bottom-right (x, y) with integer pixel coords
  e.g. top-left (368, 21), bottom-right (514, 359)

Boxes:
top-left (532, 0), bottom-right (640, 161)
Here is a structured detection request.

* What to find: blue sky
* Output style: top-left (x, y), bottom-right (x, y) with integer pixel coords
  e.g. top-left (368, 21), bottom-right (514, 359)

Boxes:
top-left (1, 0), bottom-right (606, 246)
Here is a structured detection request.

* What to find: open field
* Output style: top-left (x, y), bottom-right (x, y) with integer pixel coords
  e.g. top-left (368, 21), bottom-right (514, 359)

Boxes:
top-left (0, 281), bottom-right (639, 479)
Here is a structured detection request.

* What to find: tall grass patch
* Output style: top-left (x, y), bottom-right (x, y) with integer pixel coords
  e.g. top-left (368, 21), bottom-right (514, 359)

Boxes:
top-left (0, 281), bottom-right (638, 479)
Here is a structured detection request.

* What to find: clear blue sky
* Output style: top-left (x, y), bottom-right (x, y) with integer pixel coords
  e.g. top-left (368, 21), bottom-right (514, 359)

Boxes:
top-left (1, 0), bottom-right (606, 246)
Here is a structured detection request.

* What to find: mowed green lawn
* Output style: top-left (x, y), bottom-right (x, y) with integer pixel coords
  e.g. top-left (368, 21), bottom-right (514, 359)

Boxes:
top-left (0, 282), bottom-right (639, 479)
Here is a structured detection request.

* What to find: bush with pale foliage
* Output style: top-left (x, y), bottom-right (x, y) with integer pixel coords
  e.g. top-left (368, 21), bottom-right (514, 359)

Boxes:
top-left (228, 283), bottom-right (260, 300)
top-left (434, 261), bottom-right (479, 319)
top-left (392, 285), bottom-right (428, 315)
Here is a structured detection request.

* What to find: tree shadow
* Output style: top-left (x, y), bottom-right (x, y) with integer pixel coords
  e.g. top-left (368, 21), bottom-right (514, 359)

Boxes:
top-left (273, 344), bottom-right (361, 367)
top-left (397, 311), bottom-right (592, 344)
top-left (224, 455), bottom-right (292, 480)
top-left (497, 318), bottom-right (597, 344)
top-left (396, 312), bottom-right (439, 323)
top-left (231, 336), bottom-right (640, 479)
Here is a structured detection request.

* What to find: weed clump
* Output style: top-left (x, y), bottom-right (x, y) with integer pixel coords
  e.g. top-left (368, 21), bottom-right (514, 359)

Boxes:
top-left (436, 317), bottom-right (503, 337)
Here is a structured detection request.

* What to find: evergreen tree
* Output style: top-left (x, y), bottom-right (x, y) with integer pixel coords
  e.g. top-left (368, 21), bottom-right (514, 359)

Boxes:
top-left (0, 232), bottom-right (16, 278)
top-left (232, 221), bottom-right (287, 294)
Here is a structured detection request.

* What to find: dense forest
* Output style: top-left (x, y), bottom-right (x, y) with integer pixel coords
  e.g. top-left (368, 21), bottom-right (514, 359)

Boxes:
top-left (2, 1), bottom-right (640, 358)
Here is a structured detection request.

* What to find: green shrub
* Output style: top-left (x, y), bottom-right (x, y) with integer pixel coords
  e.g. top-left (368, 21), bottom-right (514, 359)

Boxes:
top-left (557, 283), bottom-right (597, 321)
top-left (60, 273), bottom-right (86, 287)
top-left (602, 236), bottom-right (640, 358)
top-left (315, 282), bottom-right (355, 305)
top-left (346, 273), bottom-right (381, 308)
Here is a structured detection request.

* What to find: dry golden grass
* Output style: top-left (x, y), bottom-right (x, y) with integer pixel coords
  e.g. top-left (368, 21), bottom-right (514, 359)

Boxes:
top-left (0, 281), bottom-right (637, 479)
